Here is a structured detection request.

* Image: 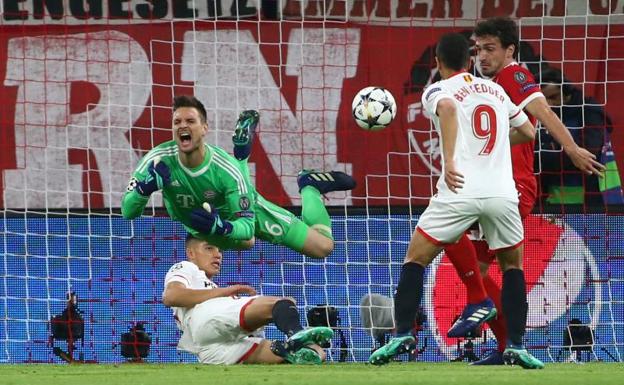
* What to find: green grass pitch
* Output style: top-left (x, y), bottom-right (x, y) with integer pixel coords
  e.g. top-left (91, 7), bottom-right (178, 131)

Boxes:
top-left (1, 363), bottom-right (623, 385)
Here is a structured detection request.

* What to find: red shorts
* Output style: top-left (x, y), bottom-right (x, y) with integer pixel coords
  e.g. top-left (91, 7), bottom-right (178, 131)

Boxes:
top-left (476, 188), bottom-right (535, 264)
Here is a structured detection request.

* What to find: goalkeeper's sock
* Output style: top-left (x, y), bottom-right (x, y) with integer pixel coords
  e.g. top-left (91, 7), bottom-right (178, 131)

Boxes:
top-left (300, 186), bottom-right (333, 240)
top-left (272, 299), bottom-right (303, 337)
top-left (501, 268), bottom-right (527, 347)
top-left (445, 236), bottom-right (488, 304)
top-left (394, 262), bottom-right (425, 336)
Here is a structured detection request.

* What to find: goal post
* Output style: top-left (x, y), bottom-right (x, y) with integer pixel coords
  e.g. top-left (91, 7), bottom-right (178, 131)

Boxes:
top-left (1, 1), bottom-right (623, 363)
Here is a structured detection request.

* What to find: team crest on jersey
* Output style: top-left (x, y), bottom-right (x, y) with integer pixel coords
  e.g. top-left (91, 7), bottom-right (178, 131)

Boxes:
top-left (203, 190), bottom-right (216, 200)
top-left (463, 74), bottom-right (472, 83)
top-left (514, 71), bottom-right (527, 84)
top-left (239, 196), bottom-right (251, 210)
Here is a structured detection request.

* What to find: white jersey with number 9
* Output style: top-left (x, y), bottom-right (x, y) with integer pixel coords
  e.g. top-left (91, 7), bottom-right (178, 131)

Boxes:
top-left (422, 72), bottom-right (529, 199)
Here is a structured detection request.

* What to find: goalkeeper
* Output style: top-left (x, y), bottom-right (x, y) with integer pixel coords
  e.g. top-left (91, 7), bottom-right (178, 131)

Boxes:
top-left (121, 95), bottom-right (355, 258)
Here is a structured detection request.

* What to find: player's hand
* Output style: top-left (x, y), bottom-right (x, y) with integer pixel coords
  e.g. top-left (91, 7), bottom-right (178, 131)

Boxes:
top-left (135, 156), bottom-right (171, 196)
top-left (444, 161), bottom-right (464, 194)
top-left (228, 285), bottom-right (257, 296)
top-left (190, 202), bottom-right (234, 236)
top-left (564, 145), bottom-right (606, 176)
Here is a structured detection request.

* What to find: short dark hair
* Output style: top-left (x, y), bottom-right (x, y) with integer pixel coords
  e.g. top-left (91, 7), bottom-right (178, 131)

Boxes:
top-left (173, 95), bottom-right (207, 123)
top-left (474, 17), bottom-right (519, 59)
top-left (436, 33), bottom-right (470, 71)
top-left (185, 233), bottom-right (201, 248)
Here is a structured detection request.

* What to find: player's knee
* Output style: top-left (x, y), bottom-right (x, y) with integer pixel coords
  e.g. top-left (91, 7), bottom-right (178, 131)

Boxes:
top-left (479, 262), bottom-right (490, 276)
top-left (240, 238), bottom-right (255, 249)
top-left (317, 347), bottom-right (327, 362)
top-left (309, 345), bottom-right (326, 361)
top-left (309, 239), bottom-right (334, 259)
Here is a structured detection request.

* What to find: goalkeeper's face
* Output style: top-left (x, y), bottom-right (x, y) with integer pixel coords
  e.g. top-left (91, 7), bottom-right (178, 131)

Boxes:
top-left (173, 107), bottom-right (208, 154)
top-left (187, 240), bottom-right (223, 278)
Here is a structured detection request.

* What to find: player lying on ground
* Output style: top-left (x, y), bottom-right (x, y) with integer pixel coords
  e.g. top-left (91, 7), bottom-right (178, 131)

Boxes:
top-left (121, 96), bottom-right (355, 258)
top-left (444, 17), bottom-right (606, 366)
top-left (162, 234), bottom-right (333, 364)
top-left (369, 33), bottom-right (544, 369)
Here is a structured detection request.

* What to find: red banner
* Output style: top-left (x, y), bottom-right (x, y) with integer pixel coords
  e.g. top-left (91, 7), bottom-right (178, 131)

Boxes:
top-left (1, 21), bottom-right (622, 208)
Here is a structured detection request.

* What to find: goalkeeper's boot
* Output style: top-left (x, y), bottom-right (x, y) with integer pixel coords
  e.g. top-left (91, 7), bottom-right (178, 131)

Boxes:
top-left (368, 335), bottom-right (416, 366)
top-left (470, 350), bottom-right (505, 366)
top-left (297, 170), bottom-right (356, 194)
top-left (447, 298), bottom-right (497, 338)
top-left (284, 326), bottom-right (334, 352)
top-left (233, 110), bottom-right (259, 160)
top-left (503, 347), bottom-right (545, 369)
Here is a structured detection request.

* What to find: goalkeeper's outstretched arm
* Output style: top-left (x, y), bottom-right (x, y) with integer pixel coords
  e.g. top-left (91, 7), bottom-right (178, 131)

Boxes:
top-left (121, 186), bottom-right (149, 219)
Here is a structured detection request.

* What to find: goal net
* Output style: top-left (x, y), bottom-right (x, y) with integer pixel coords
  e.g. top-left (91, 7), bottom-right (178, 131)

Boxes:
top-left (1, 0), bottom-right (622, 363)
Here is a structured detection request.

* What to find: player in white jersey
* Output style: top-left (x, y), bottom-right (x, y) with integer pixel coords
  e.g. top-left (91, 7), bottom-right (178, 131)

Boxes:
top-left (369, 33), bottom-right (544, 369)
top-left (162, 234), bottom-right (334, 365)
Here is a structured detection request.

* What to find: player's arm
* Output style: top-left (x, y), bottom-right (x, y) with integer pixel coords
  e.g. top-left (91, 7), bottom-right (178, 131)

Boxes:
top-left (436, 98), bottom-right (464, 193)
top-left (507, 103), bottom-right (535, 145)
top-left (162, 282), bottom-right (256, 308)
top-left (525, 97), bottom-right (605, 175)
top-left (509, 120), bottom-right (535, 145)
top-left (189, 157), bottom-right (255, 240)
top-left (121, 154), bottom-right (171, 219)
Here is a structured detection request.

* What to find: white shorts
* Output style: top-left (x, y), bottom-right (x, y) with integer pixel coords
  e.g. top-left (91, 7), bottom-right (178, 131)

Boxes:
top-left (197, 337), bottom-right (264, 365)
top-left (188, 295), bottom-right (263, 364)
top-left (416, 196), bottom-right (523, 251)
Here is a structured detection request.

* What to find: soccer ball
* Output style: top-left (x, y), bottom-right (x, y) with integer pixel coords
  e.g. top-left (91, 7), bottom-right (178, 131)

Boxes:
top-left (351, 87), bottom-right (397, 131)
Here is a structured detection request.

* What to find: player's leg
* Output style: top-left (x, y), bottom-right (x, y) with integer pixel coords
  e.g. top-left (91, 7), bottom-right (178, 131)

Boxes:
top-left (368, 229), bottom-right (440, 365)
top-left (445, 234), bottom-right (497, 338)
top-left (468, 243), bottom-right (507, 365)
top-left (369, 198), bottom-right (477, 365)
top-left (481, 198), bottom-right (544, 369)
top-left (232, 110), bottom-right (259, 161)
top-left (242, 339), bottom-right (327, 365)
top-left (254, 195), bottom-right (332, 258)
top-left (473, 196), bottom-right (534, 365)
top-left (445, 234), bottom-right (488, 304)
top-left (296, 170), bottom-right (356, 257)
top-left (241, 295), bottom-right (334, 351)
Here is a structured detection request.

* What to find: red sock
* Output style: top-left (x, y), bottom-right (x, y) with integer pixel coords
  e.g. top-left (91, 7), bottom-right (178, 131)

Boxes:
top-left (445, 234), bottom-right (487, 304)
top-left (483, 275), bottom-right (507, 352)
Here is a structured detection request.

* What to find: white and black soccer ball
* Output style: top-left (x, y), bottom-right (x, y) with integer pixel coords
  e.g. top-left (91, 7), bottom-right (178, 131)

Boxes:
top-left (351, 87), bottom-right (397, 131)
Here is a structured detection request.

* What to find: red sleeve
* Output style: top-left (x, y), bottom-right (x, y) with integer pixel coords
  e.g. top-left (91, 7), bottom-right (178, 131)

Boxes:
top-left (495, 66), bottom-right (542, 108)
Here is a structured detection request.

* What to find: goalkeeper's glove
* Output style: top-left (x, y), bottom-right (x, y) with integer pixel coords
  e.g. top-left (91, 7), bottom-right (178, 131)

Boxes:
top-left (190, 203), bottom-right (233, 236)
top-left (135, 157), bottom-right (171, 196)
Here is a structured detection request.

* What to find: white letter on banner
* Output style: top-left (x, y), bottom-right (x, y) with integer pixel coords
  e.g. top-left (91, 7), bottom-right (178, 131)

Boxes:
top-left (180, 28), bottom-right (359, 204)
top-left (3, 31), bottom-right (151, 208)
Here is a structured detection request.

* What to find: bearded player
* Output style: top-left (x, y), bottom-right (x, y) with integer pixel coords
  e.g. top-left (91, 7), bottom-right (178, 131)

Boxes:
top-left (445, 17), bottom-right (605, 365)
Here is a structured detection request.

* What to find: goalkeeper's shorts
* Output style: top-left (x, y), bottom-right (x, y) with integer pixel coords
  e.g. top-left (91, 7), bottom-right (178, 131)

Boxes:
top-left (254, 196), bottom-right (310, 251)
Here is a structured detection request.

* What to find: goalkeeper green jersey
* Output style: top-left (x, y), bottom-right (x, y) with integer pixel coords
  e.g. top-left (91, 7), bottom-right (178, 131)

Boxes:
top-left (121, 141), bottom-right (255, 242)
